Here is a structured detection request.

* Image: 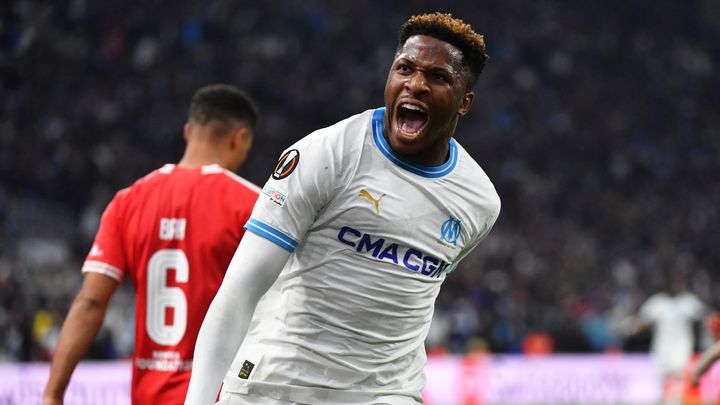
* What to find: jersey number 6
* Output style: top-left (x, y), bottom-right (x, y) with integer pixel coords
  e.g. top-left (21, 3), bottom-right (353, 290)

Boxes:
top-left (146, 249), bottom-right (189, 346)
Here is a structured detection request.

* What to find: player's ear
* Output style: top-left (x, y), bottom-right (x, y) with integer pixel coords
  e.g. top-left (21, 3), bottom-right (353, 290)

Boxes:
top-left (183, 122), bottom-right (191, 141)
top-left (229, 126), bottom-right (249, 150)
top-left (458, 92), bottom-right (474, 116)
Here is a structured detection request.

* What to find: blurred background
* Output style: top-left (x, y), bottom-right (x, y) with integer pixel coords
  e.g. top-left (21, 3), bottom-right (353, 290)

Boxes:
top-left (1, 0), bottom-right (719, 377)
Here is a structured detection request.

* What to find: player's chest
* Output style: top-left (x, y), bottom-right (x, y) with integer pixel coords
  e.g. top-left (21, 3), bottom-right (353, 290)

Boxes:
top-left (319, 172), bottom-right (472, 264)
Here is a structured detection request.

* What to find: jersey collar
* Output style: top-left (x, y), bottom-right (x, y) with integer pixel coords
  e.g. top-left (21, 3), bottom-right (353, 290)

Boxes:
top-left (371, 107), bottom-right (458, 178)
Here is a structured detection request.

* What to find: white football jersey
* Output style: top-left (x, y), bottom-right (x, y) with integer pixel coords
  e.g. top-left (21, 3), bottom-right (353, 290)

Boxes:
top-left (640, 292), bottom-right (704, 375)
top-left (223, 108), bottom-right (500, 404)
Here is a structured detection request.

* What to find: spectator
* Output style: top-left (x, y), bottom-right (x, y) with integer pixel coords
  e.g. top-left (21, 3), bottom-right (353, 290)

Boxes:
top-left (1, 1), bottom-right (718, 360)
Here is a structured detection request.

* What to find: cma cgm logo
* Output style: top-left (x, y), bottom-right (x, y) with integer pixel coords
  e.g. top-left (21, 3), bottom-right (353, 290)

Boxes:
top-left (337, 226), bottom-right (451, 278)
top-left (439, 216), bottom-right (461, 246)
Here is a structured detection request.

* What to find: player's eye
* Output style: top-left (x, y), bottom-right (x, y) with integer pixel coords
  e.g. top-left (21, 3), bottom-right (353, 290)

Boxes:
top-left (432, 72), bottom-right (450, 83)
top-left (396, 64), bottom-right (412, 74)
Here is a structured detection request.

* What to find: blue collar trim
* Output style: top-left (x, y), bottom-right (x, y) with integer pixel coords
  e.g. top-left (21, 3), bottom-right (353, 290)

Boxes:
top-left (371, 107), bottom-right (458, 178)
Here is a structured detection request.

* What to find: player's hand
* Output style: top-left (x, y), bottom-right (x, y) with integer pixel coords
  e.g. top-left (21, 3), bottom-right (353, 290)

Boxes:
top-left (690, 368), bottom-right (702, 387)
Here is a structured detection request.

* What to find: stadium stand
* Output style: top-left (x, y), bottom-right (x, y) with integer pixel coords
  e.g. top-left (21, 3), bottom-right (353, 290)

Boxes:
top-left (1, 0), bottom-right (719, 361)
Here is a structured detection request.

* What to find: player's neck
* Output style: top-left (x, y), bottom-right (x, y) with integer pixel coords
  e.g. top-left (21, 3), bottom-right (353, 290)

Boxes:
top-left (178, 142), bottom-right (237, 171)
top-left (178, 149), bottom-right (228, 170)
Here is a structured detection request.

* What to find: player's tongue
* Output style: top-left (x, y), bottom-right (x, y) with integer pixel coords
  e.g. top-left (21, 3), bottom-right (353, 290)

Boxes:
top-left (399, 108), bottom-right (427, 134)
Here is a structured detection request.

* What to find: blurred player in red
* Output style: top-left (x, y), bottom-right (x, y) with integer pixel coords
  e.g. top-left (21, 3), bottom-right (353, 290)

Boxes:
top-left (690, 313), bottom-right (720, 387)
top-left (42, 84), bottom-right (260, 405)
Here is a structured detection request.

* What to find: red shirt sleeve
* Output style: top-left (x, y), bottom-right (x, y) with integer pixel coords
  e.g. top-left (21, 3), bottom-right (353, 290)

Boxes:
top-left (81, 190), bottom-right (127, 281)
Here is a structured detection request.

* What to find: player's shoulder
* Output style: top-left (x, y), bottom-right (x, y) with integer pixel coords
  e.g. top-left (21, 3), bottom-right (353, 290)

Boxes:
top-left (453, 141), bottom-right (490, 178)
top-left (110, 164), bottom-right (174, 203)
top-left (203, 165), bottom-right (261, 196)
top-left (129, 164), bottom-right (176, 187)
top-left (115, 164), bottom-right (250, 197)
top-left (171, 164), bottom-right (262, 201)
top-left (320, 108), bottom-right (375, 136)
top-left (643, 292), bottom-right (667, 307)
top-left (453, 141), bottom-right (501, 214)
top-left (291, 108), bottom-right (375, 152)
top-left (678, 292), bottom-right (702, 305)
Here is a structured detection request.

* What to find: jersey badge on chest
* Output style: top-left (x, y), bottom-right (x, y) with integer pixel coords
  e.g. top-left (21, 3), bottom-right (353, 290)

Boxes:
top-left (439, 216), bottom-right (461, 248)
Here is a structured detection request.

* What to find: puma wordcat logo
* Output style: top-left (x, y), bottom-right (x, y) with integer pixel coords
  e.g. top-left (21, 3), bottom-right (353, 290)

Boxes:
top-left (358, 189), bottom-right (386, 215)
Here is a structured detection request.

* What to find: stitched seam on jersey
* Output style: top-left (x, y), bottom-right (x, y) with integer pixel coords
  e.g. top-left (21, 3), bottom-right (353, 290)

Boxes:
top-left (244, 219), bottom-right (298, 252)
top-left (371, 107), bottom-right (458, 178)
top-left (82, 261), bottom-right (123, 281)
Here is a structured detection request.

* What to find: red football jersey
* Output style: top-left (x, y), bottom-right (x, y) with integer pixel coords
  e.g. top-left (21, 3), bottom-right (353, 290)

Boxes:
top-left (82, 164), bottom-right (259, 405)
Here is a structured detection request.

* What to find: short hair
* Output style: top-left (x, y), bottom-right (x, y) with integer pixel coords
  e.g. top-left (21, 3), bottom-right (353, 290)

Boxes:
top-left (188, 84), bottom-right (258, 134)
top-left (397, 13), bottom-right (488, 89)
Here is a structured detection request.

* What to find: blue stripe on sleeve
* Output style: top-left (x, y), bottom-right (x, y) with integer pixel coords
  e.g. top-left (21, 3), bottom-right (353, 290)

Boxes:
top-left (244, 218), bottom-right (299, 253)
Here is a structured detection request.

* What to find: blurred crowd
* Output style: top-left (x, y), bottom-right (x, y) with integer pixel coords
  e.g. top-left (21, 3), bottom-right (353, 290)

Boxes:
top-left (1, 0), bottom-right (719, 361)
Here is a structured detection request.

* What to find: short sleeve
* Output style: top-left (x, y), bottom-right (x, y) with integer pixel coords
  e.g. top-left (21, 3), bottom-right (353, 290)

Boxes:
top-left (81, 191), bottom-right (127, 281)
top-left (446, 207), bottom-right (500, 274)
top-left (639, 296), bottom-right (659, 323)
top-left (246, 130), bottom-right (348, 253)
top-left (685, 294), bottom-right (705, 320)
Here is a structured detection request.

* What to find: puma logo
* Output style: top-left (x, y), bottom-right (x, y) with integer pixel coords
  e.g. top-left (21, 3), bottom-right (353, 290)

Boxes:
top-left (358, 189), bottom-right (386, 215)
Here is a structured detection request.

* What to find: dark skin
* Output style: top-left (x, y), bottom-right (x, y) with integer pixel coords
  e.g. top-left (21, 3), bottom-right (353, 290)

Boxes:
top-left (383, 34), bottom-right (474, 167)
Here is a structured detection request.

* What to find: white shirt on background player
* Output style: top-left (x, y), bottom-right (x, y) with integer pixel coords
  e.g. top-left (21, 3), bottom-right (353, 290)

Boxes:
top-left (187, 107), bottom-right (500, 405)
top-left (640, 291), bottom-right (705, 376)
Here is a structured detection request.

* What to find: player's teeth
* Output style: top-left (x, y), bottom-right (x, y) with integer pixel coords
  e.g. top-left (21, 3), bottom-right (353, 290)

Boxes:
top-left (401, 104), bottom-right (425, 113)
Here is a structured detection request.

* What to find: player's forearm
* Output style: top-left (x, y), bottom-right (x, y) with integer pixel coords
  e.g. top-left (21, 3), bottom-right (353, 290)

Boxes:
top-left (185, 232), bottom-right (290, 405)
top-left (185, 286), bottom-right (258, 404)
top-left (694, 342), bottom-right (720, 378)
top-left (43, 296), bottom-right (108, 400)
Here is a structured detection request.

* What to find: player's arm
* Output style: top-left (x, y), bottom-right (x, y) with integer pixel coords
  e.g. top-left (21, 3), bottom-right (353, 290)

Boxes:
top-left (42, 272), bottom-right (119, 405)
top-left (627, 298), bottom-right (655, 336)
top-left (628, 318), bottom-right (651, 336)
top-left (691, 340), bottom-right (720, 386)
top-left (185, 232), bottom-right (290, 405)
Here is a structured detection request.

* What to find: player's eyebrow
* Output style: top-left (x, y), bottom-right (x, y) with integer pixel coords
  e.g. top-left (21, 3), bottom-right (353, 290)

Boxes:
top-left (395, 55), bottom-right (454, 71)
top-left (394, 56), bottom-right (415, 65)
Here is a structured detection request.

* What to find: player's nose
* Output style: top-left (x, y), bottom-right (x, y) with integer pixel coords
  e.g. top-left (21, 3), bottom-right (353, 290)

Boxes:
top-left (404, 72), bottom-right (430, 96)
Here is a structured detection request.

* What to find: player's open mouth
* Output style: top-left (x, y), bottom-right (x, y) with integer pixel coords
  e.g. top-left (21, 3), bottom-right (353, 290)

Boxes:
top-left (395, 102), bottom-right (428, 137)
